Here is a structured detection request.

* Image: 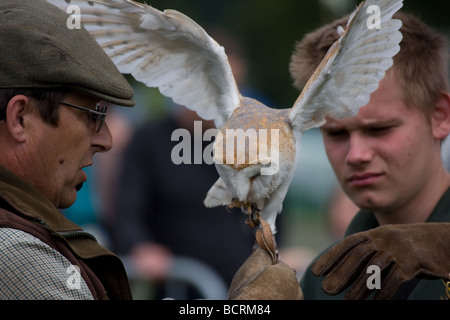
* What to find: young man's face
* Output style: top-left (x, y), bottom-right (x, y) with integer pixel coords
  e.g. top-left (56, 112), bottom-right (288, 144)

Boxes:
top-left (321, 74), bottom-right (443, 218)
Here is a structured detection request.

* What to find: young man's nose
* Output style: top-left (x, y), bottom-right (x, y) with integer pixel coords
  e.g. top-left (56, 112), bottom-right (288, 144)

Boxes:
top-left (345, 133), bottom-right (373, 165)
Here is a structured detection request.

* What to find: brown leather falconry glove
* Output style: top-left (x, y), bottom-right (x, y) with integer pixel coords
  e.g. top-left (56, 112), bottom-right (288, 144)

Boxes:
top-left (312, 223), bottom-right (450, 300)
top-left (228, 221), bottom-right (303, 300)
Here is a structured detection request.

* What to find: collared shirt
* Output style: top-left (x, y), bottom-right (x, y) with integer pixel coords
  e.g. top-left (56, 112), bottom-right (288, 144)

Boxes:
top-left (0, 228), bottom-right (93, 300)
top-left (300, 187), bottom-right (450, 300)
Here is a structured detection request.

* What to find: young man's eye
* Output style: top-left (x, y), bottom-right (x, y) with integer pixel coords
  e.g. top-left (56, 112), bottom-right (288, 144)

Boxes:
top-left (369, 126), bottom-right (393, 134)
top-left (324, 129), bottom-right (347, 137)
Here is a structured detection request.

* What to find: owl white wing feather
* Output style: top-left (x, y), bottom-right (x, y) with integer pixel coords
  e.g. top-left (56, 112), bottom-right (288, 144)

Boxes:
top-left (289, 0), bottom-right (403, 131)
top-left (47, 0), bottom-right (241, 128)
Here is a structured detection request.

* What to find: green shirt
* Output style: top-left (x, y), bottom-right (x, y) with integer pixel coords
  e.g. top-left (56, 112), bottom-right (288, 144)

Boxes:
top-left (300, 187), bottom-right (450, 300)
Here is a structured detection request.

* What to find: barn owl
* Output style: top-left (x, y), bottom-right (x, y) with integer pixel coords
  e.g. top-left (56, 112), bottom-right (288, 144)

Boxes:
top-left (48, 0), bottom-right (403, 251)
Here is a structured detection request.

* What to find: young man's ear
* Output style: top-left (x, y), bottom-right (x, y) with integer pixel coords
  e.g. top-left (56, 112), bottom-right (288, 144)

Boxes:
top-left (5, 95), bottom-right (31, 143)
top-left (432, 92), bottom-right (450, 140)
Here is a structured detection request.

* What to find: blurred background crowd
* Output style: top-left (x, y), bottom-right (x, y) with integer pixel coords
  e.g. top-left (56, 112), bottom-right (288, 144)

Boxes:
top-left (61, 0), bottom-right (450, 299)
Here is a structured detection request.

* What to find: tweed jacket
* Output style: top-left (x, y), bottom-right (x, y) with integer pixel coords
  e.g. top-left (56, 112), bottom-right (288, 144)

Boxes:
top-left (0, 165), bottom-right (132, 300)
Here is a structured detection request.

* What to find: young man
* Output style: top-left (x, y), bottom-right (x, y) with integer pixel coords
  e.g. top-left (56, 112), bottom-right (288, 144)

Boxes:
top-left (0, 0), bottom-right (135, 299)
top-left (290, 12), bottom-right (450, 299)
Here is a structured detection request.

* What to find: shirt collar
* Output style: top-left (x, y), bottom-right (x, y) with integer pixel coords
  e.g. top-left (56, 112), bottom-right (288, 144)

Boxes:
top-left (344, 186), bottom-right (450, 237)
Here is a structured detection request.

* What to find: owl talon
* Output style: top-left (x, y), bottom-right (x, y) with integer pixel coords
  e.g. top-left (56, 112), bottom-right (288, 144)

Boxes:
top-left (245, 204), bottom-right (261, 228)
top-left (227, 198), bottom-right (242, 210)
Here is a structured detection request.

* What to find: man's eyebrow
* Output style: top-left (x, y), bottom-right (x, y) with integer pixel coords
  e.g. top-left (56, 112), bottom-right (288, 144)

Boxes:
top-left (320, 122), bottom-right (344, 131)
top-left (320, 118), bottom-right (403, 131)
top-left (361, 118), bottom-right (403, 127)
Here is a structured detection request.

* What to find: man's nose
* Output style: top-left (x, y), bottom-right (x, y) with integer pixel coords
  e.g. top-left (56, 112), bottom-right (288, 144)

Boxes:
top-left (92, 122), bottom-right (113, 153)
top-left (345, 133), bottom-right (373, 165)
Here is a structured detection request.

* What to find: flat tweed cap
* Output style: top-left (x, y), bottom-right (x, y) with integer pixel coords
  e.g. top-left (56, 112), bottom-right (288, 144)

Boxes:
top-left (0, 0), bottom-right (135, 107)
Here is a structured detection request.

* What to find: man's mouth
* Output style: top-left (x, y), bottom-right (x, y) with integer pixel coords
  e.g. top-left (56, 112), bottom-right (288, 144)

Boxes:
top-left (76, 183), bottom-right (83, 191)
top-left (76, 167), bottom-right (89, 192)
top-left (347, 173), bottom-right (383, 187)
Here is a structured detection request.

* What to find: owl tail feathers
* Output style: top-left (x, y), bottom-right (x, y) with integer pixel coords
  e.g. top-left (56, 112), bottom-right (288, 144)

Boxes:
top-left (204, 178), bottom-right (233, 208)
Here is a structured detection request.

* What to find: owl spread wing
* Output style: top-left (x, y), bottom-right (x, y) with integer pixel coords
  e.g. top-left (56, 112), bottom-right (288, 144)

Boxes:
top-left (289, 0), bottom-right (404, 131)
top-left (48, 0), bottom-right (241, 129)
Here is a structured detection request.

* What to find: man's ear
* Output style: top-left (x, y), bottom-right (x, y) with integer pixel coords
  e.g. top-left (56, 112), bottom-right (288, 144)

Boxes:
top-left (5, 95), bottom-right (31, 143)
top-left (431, 92), bottom-right (450, 140)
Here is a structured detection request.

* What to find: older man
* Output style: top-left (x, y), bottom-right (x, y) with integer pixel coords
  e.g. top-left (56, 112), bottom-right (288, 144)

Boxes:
top-left (0, 0), bottom-right (134, 299)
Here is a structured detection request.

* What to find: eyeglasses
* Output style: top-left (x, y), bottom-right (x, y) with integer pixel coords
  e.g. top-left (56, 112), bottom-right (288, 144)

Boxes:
top-left (60, 102), bottom-right (107, 133)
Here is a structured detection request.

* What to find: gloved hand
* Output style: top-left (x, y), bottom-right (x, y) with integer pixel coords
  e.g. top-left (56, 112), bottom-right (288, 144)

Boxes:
top-left (228, 220), bottom-right (303, 300)
top-left (312, 223), bottom-right (450, 299)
